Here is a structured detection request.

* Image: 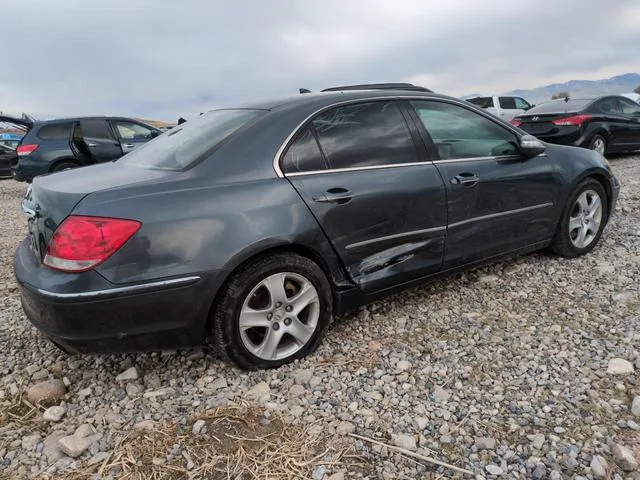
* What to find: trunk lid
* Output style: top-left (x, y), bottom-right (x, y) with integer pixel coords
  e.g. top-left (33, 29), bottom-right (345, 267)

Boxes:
top-left (21, 162), bottom-right (176, 262)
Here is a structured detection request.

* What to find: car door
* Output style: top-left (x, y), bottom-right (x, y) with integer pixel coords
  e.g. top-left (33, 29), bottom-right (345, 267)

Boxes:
top-left (497, 97), bottom-right (523, 122)
top-left (590, 97), bottom-right (628, 150)
top-left (78, 119), bottom-right (123, 162)
top-left (281, 100), bottom-right (447, 293)
top-left (407, 99), bottom-right (562, 269)
top-left (618, 97), bottom-right (640, 148)
top-left (109, 120), bottom-right (159, 155)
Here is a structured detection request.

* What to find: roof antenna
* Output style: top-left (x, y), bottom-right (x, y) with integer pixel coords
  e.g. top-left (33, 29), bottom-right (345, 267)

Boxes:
top-left (299, 88), bottom-right (311, 94)
top-left (564, 96), bottom-right (569, 102)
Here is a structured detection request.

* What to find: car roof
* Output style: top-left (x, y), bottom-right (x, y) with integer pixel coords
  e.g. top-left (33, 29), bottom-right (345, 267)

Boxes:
top-left (219, 89), bottom-right (456, 112)
top-left (33, 116), bottom-right (157, 125)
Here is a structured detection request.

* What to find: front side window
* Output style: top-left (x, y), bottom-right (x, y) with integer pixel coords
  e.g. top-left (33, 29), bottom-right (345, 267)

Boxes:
top-left (282, 127), bottom-right (327, 174)
top-left (120, 109), bottom-right (262, 170)
top-left (499, 97), bottom-right (517, 109)
top-left (112, 121), bottom-right (156, 140)
top-left (311, 101), bottom-right (417, 169)
top-left (411, 100), bottom-right (519, 160)
top-left (514, 98), bottom-right (531, 110)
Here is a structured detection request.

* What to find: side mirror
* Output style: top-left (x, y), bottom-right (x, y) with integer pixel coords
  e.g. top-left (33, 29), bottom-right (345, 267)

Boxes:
top-left (519, 135), bottom-right (545, 157)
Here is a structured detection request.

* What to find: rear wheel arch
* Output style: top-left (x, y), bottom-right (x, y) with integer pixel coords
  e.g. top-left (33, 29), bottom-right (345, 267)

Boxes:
top-left (202, 242), bottom-right (350, 336)
top-left (49, 157), bottom-right (80, 172)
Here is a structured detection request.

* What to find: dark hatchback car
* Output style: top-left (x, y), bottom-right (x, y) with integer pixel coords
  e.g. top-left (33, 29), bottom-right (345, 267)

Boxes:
top-left (511, 95), bottom-right (640, 155)
top-left (15, 85), bottom-right (620, 369)
top-left (11, 116), bottom-right (161, 182)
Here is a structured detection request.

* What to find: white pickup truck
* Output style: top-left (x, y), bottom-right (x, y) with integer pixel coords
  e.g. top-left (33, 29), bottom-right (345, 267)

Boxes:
top-left (466, 95), bottom-right (534, 122)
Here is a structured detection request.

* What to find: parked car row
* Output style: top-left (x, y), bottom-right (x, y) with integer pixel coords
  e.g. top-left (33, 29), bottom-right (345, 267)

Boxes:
top-left (0, 115), bottom-right (161, 182)
top-left (511, 95), bottom-right (640, 155)
top-left (15, 83), bottom-right (620, 369)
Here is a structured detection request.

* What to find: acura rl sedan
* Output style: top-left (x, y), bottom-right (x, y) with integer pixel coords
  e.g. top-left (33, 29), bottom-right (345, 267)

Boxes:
top-left (511, 95), bottom-right (640, 155)
top-left (15, 84), bottom-right (620, 369)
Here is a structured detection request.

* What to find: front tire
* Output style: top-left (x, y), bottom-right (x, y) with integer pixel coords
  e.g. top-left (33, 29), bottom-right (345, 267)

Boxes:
top-left (551, 178), bottom-right (608, 258)
top-left (212, 253), bottom-right (332, 370)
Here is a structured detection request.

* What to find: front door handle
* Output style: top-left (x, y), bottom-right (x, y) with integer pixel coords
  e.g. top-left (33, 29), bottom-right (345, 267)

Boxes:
top-left (87, 143), bottom-right (97, 147)
top-left (451, 173), bottom-right (479, 186)
top-left (312, 187), bottom-right (354, 204)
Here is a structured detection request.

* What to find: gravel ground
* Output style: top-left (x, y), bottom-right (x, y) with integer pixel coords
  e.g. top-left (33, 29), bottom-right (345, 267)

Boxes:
top-left (1, 155), bottom-right (640, 479)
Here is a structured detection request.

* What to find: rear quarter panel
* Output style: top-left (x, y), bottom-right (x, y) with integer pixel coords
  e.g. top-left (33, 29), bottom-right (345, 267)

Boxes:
top-left (77, 177), bottom-right (345, 292)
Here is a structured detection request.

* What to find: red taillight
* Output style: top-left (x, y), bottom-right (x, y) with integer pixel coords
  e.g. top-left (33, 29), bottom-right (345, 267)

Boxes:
top-left (510, 119), bottom-right (523, 127)
top-left (551, 115), bottom-right (591, 126)
top-left (43, 215), bottom-right (141, 272)
top-left (17, 144), bottom-right (39, 156)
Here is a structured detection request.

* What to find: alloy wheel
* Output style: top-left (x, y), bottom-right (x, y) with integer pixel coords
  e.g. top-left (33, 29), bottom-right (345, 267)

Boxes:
top-left (568, 189), bottom-right (603, 249)
top-left (239, 272), bottom-right (320, 361)
top-left (591, 137), bottom-right (606, 155)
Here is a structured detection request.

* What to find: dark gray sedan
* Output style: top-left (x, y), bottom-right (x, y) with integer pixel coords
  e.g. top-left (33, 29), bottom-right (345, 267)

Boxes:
top-left (15, 85), bottom-right (620, 369)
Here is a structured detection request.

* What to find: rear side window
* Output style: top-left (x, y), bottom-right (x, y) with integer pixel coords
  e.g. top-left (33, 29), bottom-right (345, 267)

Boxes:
top-left (282, 128), bottom-right (327, 174)
top-left (80, 119), bottom-right (115, 139)
top-left (514, 97), bottom-right (531, 110)
top-left (499, 97), bottom-right (516, 109)
top-left (467, 97), bottom-right (493, 109)
top-left (120, 109), bottom-right (262, 171)
top-left (596, 98), bottom-right (621, 114)
top-left (37, 122), bottom-right (72, 140)
top-left (311, 101), bottom-right (417, 169)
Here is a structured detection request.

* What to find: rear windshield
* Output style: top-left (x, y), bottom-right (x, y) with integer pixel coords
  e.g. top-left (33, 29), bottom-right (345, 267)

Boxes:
top-left (467, 97), bottom-right (493, 108)
top-left (120, 109), bottom-right (263, 170)
top-left (526, 99), bottom-right (592, 114)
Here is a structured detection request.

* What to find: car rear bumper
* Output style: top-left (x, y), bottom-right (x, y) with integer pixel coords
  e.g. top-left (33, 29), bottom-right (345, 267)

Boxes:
top-left (14, 238), bottom-right (212, 353)
top-left (13, 158), bottom-right (50, 182)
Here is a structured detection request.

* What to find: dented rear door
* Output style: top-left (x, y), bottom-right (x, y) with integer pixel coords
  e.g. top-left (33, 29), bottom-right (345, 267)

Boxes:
top-left (282, 99), bottom-right (446, 293)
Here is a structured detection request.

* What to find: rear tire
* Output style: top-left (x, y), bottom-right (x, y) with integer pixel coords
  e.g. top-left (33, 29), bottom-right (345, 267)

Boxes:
top-left (588, 134), bottom-right (607, 155)
top-left (51, 161), bottom-right (78, 173)
top-left (212, 253), bottom-right (332, 370)
top-left (551, 178), bottom-right (608, 258)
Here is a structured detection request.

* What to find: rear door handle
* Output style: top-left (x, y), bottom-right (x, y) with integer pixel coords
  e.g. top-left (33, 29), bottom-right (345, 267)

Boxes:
top-left (87, 143), bottom-right (97, 147)
top-left (451, 173), bottom-right (479, 186)
top-left (123, 143), bottom-right (135, 148)
top-left (312, 188), bottom-right (354, 204)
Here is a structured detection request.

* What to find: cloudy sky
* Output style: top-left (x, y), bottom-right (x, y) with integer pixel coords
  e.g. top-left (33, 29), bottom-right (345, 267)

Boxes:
top-left (2, 0), bottom-right (639, 121)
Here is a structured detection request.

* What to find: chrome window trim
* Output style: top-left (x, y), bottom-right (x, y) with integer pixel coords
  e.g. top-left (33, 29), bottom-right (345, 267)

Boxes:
top-left (34, 276), bottom-right (201, 300)
top-left (448, 202), bottom-right (554, 229)
top-left (433, 154), bottom-right (521, 165)
top-left (346, 226), bottom-right (446, 250)
top-left (272, 95), bottom-right (524, 178)
top-left (285, 161), bottom-right (435, 177)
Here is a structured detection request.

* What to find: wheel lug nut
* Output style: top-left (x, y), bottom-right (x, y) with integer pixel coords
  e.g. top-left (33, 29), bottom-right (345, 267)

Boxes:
top-left (285, 305), bottom-right (292, 312)
top-left (273, 322), bottom-right (280, 330)
top-left (284, 318), bottom-right (292, 326)
top-left (267, 313), bottom-right (273, 320)
top-left (275, 302), bottom-right (282, 308)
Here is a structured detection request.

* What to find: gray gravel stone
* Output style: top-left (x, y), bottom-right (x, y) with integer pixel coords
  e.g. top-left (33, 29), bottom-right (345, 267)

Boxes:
top-left (590, 455), bottom-right (608, 479)
top-left (192, 419), bottom-right (206, 435)
top-left (607, 358), bottom-right (634, 375)
top-left (485, 464), bottom-right (503, 476)
top-left (42, 405), bottom-right (66, 422)
top-left (115, 367), bottom-right (139, 381)
top-left (393, 434), bottom-right (416, 451)
top-left (632, 396), bottom-right (640, 417)
top-left (26, 379), bottom-right (66, 404)
top-left (612, 444), bottom-right (638, 471)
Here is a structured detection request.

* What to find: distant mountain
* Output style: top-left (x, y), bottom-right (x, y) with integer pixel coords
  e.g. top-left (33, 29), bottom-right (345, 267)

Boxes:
top-left (504, 73), bottom-right (640, 105)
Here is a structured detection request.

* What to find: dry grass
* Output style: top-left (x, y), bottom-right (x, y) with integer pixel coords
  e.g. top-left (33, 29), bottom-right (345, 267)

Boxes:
top-left (54, 404), bottom-right (368, 480)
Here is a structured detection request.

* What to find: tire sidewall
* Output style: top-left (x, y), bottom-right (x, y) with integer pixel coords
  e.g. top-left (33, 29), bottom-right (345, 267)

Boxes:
top-left (218, 254), bottom-right (332, 369)
top-left (588, 134), bottom-right (606, 154)
top-left (558, 179), bottom-right (608, 256)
